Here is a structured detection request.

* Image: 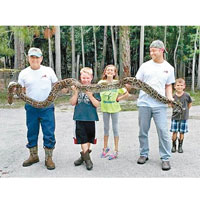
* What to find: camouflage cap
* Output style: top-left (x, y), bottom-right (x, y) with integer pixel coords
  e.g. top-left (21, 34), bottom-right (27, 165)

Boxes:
top-left (150, 40), bottom-right (168, 53)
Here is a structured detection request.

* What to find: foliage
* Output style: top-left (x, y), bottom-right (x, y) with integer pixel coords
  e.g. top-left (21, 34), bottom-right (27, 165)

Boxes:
top-left (0, 26), bottom-right (14, 57)
top-left (0, 25), bottom-right (199, 87)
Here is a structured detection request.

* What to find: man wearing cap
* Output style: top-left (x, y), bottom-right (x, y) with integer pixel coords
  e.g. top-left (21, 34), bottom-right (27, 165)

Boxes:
top-left (18, 47), bottom-right (58, 170)
top-left (136, 40), bottom-right (175, 171)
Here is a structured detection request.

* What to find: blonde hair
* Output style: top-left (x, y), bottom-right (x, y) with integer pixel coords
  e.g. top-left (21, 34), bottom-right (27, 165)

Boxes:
top-left (175, 78), bottom-right (186, 86)
top-left (102, 64), bottom-right (119, 80)
top-left (80, 67), bottom-right (93, 75)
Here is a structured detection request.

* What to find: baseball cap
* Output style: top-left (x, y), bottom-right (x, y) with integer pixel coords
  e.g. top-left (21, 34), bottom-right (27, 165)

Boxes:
top-left (150, 40), bottom-right (168, 53)
top-left (28, 47), bottom-right (43, 57)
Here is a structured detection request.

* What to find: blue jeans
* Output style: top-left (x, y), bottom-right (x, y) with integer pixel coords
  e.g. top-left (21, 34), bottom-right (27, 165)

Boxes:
top-left (25, 103), bottom-right (56, 149)
top-left (138, 106), bottom-right (171, 161)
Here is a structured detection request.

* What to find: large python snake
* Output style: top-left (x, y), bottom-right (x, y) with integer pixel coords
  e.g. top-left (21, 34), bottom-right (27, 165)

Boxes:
top-left (7, 77), bottom-right (182, 117)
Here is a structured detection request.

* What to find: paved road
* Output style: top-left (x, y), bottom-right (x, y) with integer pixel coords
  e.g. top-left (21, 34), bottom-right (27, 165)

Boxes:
top-left (0, 105), bottom-right (200, 178)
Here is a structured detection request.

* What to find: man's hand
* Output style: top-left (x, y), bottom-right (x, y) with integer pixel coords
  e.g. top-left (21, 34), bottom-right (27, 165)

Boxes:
top-left (167, 97), bottom-right (174, 107)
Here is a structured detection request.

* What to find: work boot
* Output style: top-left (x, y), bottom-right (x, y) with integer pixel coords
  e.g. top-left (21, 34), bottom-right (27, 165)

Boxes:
top-left (44, 147), bottom-right (55, 170)
top-left (74, 150), bottom-right (92, 166)
top-left (22, 146), bottom-right (39, 167)
top-left (81, 150), bottom-right (93, 170)
top-left (171, 139), bottom-right (177, 153)
top-left (178, 139), bottom-right (183, 153)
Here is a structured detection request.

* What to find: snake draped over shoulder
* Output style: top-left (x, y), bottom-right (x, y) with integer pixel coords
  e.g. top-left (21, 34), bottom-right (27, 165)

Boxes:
top-left (7, 77), bottom-right (182, 117)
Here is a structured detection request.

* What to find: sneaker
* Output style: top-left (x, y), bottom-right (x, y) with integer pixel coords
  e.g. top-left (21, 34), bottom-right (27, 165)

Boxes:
top-left (162, 160), bottom-right (171, 171)
top-left (101, 147), bottom-right (110, 158)
top-left (137, 156), bottom-right (149, 164)
top-left (108, 151), bottom-right (118, 160)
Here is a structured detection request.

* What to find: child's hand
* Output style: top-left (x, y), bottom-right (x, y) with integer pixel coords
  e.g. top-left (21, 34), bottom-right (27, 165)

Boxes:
top-left (85, 91), bottom-right (93, 98)
top-left (125, 84), bottom-right (131, 91)
top-left (71, 85), bottom-right (78, 92)
top-left (61, 88), bottom-right (68, 94)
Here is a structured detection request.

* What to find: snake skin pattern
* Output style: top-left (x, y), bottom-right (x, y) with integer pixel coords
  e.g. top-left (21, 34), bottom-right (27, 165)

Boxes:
top-left (7, 77), bottom-right (182, 117)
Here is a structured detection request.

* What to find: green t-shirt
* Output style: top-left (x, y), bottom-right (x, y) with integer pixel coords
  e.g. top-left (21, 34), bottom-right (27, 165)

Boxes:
top-left (98, 80), bottom-right (126, 113)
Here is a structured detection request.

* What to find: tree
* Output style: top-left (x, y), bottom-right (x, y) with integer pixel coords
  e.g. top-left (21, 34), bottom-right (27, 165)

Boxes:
top-left (197, 30), bottom-right (200, 90)
top-left (100, 26), bottom-right (107, 73)
top-left (13, 27), bottom-right (25, 81)
top-left (46, 27), bottom-right (54, 69)
top-left (139, 26), bottom-right (144, 66)
top-left (81, 26), bottom-right (85, 68)
top-left (111, 26), bottom-right (117, 67)
top-left (0, 26), bottom-right (14, 60)
top-left (174, 26), bottom-right (181, 77)
top-left (93, 26), bottom-right (98, 82)
top-left (76, 54), bottom-right (80, 80)
top-left (164, 26), bottom-right (167, 60)
top-left (119, 26), bottom-right (131, 77)
top-left (191, 27), bottom-right (199, 92)
top-left (55, 26), bottom-right (62, 80)
top-left (71, 26), bottom-right (76, 78)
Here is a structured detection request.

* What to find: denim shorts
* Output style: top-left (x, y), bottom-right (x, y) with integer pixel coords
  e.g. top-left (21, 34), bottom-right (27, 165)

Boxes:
top-left (170, 119), bottom-right (188, 133)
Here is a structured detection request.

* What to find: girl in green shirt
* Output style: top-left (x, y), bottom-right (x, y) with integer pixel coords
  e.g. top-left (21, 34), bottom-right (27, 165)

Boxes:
top-left (99, 65), bottom-right (129, 160)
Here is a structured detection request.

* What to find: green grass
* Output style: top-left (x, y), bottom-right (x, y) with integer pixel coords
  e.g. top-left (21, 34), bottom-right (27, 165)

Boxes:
top-left (120, 100), bottom-right (138, 111)
top-left (187, 90), bottom-right (200, 106)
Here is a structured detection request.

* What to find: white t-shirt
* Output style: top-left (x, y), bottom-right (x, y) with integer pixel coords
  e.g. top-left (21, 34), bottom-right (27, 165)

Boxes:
top-left (18, 65), bottom-right (58, 101)
top-left (136, 59), bottom-right (175, 107)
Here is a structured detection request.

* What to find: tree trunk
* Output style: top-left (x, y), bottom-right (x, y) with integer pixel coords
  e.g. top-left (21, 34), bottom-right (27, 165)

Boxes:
top-left (81, 26), bottom-right (85, 68)
top-left (179, 26), bottom-right (185, 78)
top-left (14, 30), bottom-right (24, 69)
top-left (47, 26), bottom-right (54, 69)
top-left (164, 26), bottom-right (167, 60)
top-left (119, 26), bottom-right (131, 78)
top-left (76, 54), bottom-right (80, 80)
top-left (48, 36), bottom-right (54, 69)
top-left (115, 26), bottom-right (118, 45)
top-left (111, 26), bottom-right (117, 67)
top-left (197, 31), bottom-right (200, 90)
top-left (55, 26), bottom-right (62, 80)
top-left (174, 26), bottom-right (181, 77)
top-left (139, 26), bottom-right (144, 66)
top-left (71, 26), bottom-right (76, 78)
top-left (100, 26), bottom-right (107, 73)
top-left (93, 26), bottom-right (98, 82)
top-left (115, 26), bottom-right (118, 67)
top-left (191, 27), bottom-right (199, 92)
top-left (14, 29), bottom-right (24, 81)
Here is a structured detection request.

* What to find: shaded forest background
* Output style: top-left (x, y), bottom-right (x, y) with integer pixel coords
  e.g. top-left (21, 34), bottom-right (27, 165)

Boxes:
top-left (0, 26), bottom-right (200, 91)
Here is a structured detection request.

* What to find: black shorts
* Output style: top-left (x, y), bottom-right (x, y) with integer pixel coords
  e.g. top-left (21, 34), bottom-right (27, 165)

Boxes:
top-left (75, 121), bottom-right (96, 144)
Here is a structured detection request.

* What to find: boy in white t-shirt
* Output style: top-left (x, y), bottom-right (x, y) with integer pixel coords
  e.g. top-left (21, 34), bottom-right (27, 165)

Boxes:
top-left (136, 40), bottom-right (175, 171)
top-left (18, 47), bottom-right (58, 170)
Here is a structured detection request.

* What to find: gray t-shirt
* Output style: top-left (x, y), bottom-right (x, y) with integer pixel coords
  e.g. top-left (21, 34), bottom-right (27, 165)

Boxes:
top-left (172, 92), bottom-right (192, 120)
